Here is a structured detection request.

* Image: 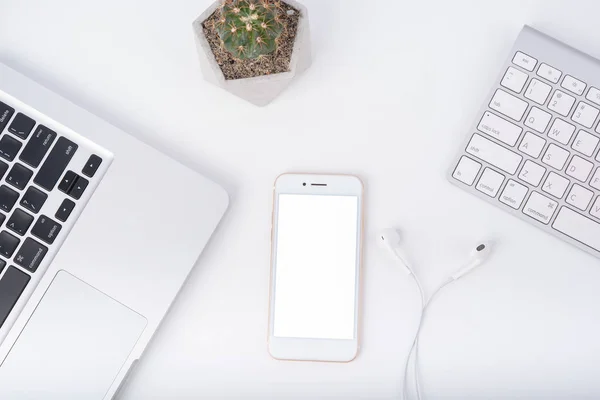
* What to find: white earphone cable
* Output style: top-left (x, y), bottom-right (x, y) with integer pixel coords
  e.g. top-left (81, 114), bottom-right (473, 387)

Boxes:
top-left (402, 272), bottom-right (424, 400)
top-left (410, 278), bottom-right (454, 400)
top-left (383, 231), bottom-right (491, 400)
top-left (395, 244), bottom-right (458, 400)
top-left (392, 247), bottom-right (425, 400)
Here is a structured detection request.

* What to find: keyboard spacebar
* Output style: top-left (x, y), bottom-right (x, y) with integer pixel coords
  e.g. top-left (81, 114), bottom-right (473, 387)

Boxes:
top-left (553, 207), bottom-right (600, 251)
top-left (0, 267), bottom-right (30, 328)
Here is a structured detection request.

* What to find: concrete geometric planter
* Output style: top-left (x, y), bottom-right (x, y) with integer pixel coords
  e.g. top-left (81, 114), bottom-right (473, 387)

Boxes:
top-left (192, 0), bottom-right (312, 106)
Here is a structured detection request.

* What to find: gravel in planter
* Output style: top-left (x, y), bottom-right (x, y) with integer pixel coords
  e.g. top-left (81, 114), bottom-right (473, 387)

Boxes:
top-left (202, 1), bottom-right (300, 80)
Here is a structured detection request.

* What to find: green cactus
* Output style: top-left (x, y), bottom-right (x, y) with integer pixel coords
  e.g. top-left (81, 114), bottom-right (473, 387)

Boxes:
top-left (215, 0), bottom-right (285, 60)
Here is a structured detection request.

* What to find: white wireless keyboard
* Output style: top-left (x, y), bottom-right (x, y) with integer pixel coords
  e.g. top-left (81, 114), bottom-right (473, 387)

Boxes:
top-left (448, 26), bottom-right (600, 259)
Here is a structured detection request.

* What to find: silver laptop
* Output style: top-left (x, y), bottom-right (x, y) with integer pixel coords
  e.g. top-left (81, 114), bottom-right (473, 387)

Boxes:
top-left (0, 62), bottom-right (229, 399)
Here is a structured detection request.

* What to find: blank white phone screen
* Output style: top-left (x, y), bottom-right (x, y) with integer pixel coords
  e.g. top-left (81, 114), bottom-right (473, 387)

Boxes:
top-left (273, 194), bottom-right (359, 340)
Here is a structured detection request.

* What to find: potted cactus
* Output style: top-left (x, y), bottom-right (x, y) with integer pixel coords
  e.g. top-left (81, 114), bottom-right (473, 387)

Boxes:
top-left (193, 0), bottom-right (311, 106)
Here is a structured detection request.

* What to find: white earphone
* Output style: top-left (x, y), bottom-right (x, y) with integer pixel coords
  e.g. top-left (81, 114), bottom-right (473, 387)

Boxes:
top-left (450, 242), bottom-right (493, 280)
top-left (378, 228), bottom-right (492, 280)
top-left (378, 228), bottom-right (493, 400)
top-left (377, 228), bottom-right (412, 275)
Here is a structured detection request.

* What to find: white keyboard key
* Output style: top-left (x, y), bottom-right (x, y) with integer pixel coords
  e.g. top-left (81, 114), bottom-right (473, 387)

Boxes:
top-left (542, 144), bottom-right (570, 170)
top-left (571, 102), bottom-right (600, 128)
top-left (566, 184), bottom-right (594, 211)
top-left (476, 168), bottom-right (505, 198)
top-left (466, 134), bottom-right (523, 174)
top-left (523, 191), bottom-right (558, 224)
top-left (553, 207), bottom-right (600, 251)
top-left (524, 107), bottom-right (552, 133)
top-left (500, 180), bottom-right (528, 209)
top-left (548, 90), bottom-right (576, 117)
top-left (591, 197), bottom-right (600, 219)
top-left (537, 63), bottom-right (562, 84)
top-left (453, 156), bottom-right (481, 186)
top-left (566, 155), bottom-right (593, 182)
top-left (525, 79), bottom-right (552, 105)
top-left (590, 168), bottom-right (600, 190)
top-left (518, 132), bottom-right (546, 158)
top-left (519, 160), bottom-right (546, 187)
top-left (586, 87), bottom-right (600, 106)
top-left (512, 51), bottom-right (537, 72)
top-left (562, 75), bottom-right (587, 96)
top-left (572, 130), bottom-right (599, 157)
top-left (478, 111), bottom-right (523, 146)
top-left (489, 90), bottom-right (528, 121)
top-left (501, 67), bottom-right (528, 93)
top-left (547, 118), bottom-right (575, 145)
top-left (542, 172), bottom-right (570, 199)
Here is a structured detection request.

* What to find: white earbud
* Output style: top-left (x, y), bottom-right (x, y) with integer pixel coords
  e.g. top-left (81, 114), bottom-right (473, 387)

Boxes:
top-left (377, 228), bottom-right (412, 275)
top-left (378, 228), bottom-right (493, 279)
top-left (378, 229), bottom-right (494, 400)
top-left (450, 241), bottom-right (493, 280)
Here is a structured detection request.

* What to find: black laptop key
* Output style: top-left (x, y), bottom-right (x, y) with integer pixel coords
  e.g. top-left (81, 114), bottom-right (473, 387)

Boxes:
top-left (0, 231), bottom-right (20, 258)
top-left (58, 170), bottom-right (77, 193)
top-left (0, 267), bottom-right (30, 328)
top-left (33, 137), bottom-right (77, 191)
top-left (0, 185), bottom-right (19, 213)
top-left (0, 135), bottom-right (22, 162)
top-left (20, 186), bottom-right (47, 214)
top-left (8, 113), bottom-right (35, 140)
top-left (68, 176), bottom-right (88, 200)
top-left (14, 238), bottom-right (47, 273)
top-left (0, 160), bottom-right (9, 181)
top-left (82, 154), bottom-right (102, 177)
top-left (0, 259), bottom-right (5, 274)
top-left (19, 125), bottom-right (57, 168)
top-left (6, 163), bottom-right (33, 191)
top-left (55, 198), bottom-right (75, 222)
top-left (31, 215), bottom-right (62, 245)
top-left (0, 102), bottom-right (15, 133)
top-left (7, 209), bottom-right (34, 236)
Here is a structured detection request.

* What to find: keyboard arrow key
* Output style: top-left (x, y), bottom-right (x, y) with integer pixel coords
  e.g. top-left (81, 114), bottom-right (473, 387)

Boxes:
top-left (55, 199), bottom-right (75, 222)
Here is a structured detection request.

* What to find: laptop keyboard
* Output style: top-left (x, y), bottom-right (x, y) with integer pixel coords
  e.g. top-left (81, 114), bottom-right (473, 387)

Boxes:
top-left (0, 98), bottom-right (107, 331)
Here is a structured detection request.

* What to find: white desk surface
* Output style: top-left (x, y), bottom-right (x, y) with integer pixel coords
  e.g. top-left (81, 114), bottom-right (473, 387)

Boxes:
top-left (2, 0), bottom-right (600, 398)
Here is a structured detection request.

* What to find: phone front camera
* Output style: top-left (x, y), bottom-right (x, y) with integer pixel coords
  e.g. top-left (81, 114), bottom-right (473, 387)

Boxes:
top-left (303, 183), bottom-right (307, 186)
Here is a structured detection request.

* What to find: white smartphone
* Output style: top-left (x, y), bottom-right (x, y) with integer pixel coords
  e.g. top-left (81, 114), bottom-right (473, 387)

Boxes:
top-left (268, 173), bottom-right (364, 362)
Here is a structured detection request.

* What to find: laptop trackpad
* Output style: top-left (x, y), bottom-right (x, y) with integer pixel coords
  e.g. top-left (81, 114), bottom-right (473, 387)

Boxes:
top-left (0, 271), bottom-right (147, 399)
